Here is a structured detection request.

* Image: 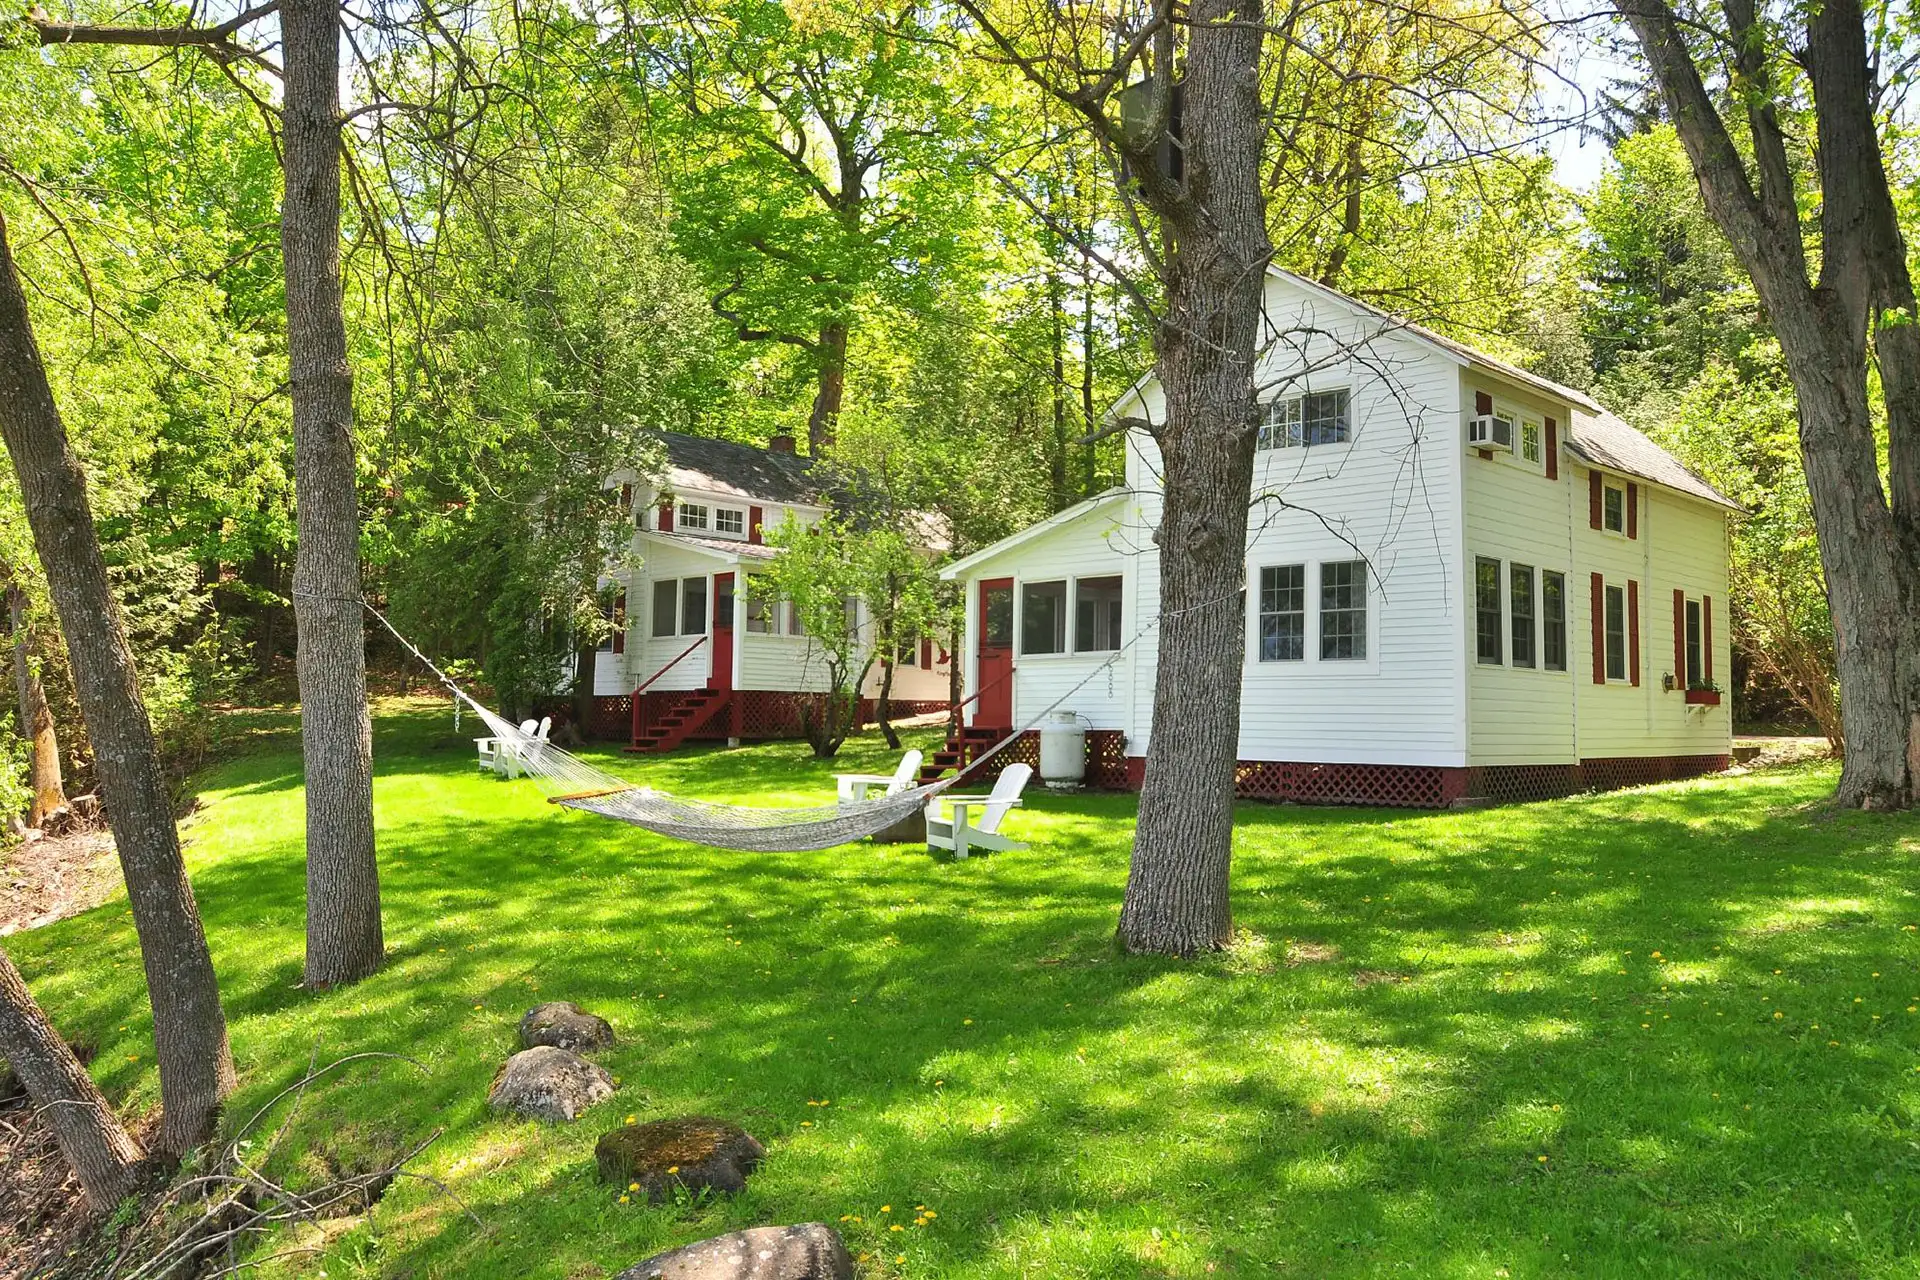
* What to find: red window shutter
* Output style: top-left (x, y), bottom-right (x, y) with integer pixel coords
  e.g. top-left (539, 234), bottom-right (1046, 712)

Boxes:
top-left (920, 637), bottom-right (933, 668)
top-left (611, 591), bottom-right (626, 654)
top-left (620, 482), bottom-right (632, 508)
top-left (658, 503), bottom-right (674, 533)
top-left (1628, 579), bottom-right (1641, 686)
top-left (1673, 588), bottom-right (1686, 687)
top-left (1626, 483), bottom-right (1639, 539)
top-left (1545, 416), bottom-right (1558, 481)
top-left (1703, 595), bottom-right (1714, 683)
top-left (748, 506), bottom-right (764, 545)
top-left (1591, 572), bottom-right (1606, 684)
top-left (1589, 472), bottom-right (1603, 529)
top-left (1474, 390), bottom-right (1493, 415)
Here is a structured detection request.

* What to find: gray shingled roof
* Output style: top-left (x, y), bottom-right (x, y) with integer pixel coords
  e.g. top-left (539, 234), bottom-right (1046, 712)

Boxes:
top-left (657, 431), bottom-right (819, 505)
top-left (1568, 409), bottom-right (1740, 511)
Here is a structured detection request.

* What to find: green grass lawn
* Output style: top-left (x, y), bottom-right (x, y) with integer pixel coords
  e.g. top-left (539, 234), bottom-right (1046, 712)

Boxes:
top-left (15, 700), bottom-right (1920, 1278)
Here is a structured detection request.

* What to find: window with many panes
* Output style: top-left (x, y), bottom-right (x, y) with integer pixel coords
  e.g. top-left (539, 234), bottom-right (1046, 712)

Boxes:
top-left (681, 577), bottom-right (708, 636)
top-left (1510, 563), bottom-right (1535, 668)
top-left (1258, 564), bottom-right (1306, 661)
top-left (1074, 576), bottom-right (1124, 652)
top-left (1020, 580), bottom-right (1067, 654)
top-left (1475, 557), bottom-right (1503, 664)
top-left (715, 507), bottom-right (744, 535)
top-left (1520, 420), bottom-right (1542, 465)
top-left (1685, 598), bottom-right (1704, 687)
top-left (1604, 583), bottom-right (1627, 680)
top-left (746, 585), bottom-right (775, 633)
top-left (1542, 571), bottom-right (1566, 671)
top-left (1319, 560), bottom-right (1367, 659)
top-left (679, 502), bottom-right (709, 531)
top-left (651, 579), bottom-right (677, 637)
top-left (1602, 485), bottom-right (1625, 533)
top-left (1258, 389), bottom-right (1350, 450)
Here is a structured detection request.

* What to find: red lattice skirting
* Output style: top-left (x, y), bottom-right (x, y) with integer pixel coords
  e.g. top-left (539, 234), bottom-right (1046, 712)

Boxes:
top-left (592, 693), bottom-right (958, 743)
top-left (949, 729), bottom-right (1130, 791)
top-left (1115, 753), bottom-right (1730, 809)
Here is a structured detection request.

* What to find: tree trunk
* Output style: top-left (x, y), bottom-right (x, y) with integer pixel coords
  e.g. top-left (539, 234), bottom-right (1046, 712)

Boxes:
top-left (572, 636), bottom-right (599, 741)
top-left (282, 0), bottom-right (383, 984)
top-left (0, 209), bottom-right (235, 1157)
top-left (7, 584), bottom-right (66, 826)
top-left (1116, 0), bottom-right (1270, 955)
top-left (806, 320), bottom-right (848, 457)
top-left (1621, 0), bottom-right (1920, 808)
top-left (0, 942), bottom-right (146, 1210)
top-left (1049, 267), bottom-right (1071, 507)
top-left (876, 653), bottom-right (900, 750)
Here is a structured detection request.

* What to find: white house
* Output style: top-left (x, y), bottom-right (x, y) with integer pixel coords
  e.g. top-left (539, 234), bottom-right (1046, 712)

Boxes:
top-left (583, 431), bottom-right (951, 749)
top-left (939, 270), bottom-right (1737, 806)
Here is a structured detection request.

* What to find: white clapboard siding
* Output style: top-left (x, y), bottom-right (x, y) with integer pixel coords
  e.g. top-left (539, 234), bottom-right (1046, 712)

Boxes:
top-left (1123, 273), bottom-right (1469, 764)
top-left (627, 541), bottom-right (727, 692)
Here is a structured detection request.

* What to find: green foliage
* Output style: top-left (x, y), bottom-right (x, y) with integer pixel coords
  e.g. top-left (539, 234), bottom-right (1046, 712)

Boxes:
top-left (13, 704), bottom-right (1920, 1276)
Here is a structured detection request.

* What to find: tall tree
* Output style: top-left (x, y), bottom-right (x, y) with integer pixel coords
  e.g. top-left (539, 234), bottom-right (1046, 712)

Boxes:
top-left (0, 943), bottom-right (146, 1209)
top-left (1616, 0), bottom-right (1920, 807)
top-left (0, 206), bottom-right (235, 1156)
top-left (282, 0), bottom-right (382, 985)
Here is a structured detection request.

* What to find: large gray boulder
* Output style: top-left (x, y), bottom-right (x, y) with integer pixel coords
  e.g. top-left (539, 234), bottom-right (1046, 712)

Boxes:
top-left (518, 1001), bottom-right (615, 1052)
top-left (595, 1115), bottom-right (764, 1202)
top-left (486, 1046), bottom-right (613, 1122)
top-left (614, 1224), bottom-right (852, 1280)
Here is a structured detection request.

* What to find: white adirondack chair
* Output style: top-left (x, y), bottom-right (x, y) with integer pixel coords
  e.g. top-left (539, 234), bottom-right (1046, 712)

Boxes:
top-left (925, 763), bottom-right (1031, 859)
top-left (835, 749), bottom-right (924, 803)
top-left (476, 716), bottom-right (550, 778)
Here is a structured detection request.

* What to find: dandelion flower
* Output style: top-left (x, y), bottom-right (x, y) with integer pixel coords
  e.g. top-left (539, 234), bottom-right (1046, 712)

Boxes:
top-left (618, 1194), bottom-right (630, 1204)
top-left (890, 1224), bottom-right (904, 1232)
top-left (628, 1182), bottom-right (640, 1192)
top-left (667, 1166), bottom-right (679, 1174)
top-left (881, 1205), bottom-right (891, 1213)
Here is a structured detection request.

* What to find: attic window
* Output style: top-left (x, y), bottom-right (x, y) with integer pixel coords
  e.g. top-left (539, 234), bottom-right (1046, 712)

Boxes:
top-left (715, 507), bottom-right (744, 535)
top-left (680, 503), bottom-right (709, 531)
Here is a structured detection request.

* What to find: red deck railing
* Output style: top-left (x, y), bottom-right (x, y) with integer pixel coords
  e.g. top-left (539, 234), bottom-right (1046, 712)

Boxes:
top-left (629, 635), bottom-right (709, 742)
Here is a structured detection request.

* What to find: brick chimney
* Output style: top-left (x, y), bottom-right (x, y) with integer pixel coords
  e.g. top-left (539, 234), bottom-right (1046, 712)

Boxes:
top-left (768, 432), bottom-right (796, 454)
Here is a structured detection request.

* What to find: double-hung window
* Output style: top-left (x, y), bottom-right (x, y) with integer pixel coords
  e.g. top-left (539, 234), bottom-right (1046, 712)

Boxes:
top-left (681, 577), bottom-right (708, 637)
top-left (1510, 563), bottom-right (1536, 669)
top-left (1319, 560), bottom-right (1367, 659)
top-left (651, 579), bottom-right (677, 638)
top-left (1475, 558), bottom-right (1503, 664)
top-left (1542, 571), bottom-right (1566, 671)
top-left (1685, 598), bottom-right (1704, 687)
top-left (1074, 576), bottom-right (1124, 652)
top-left (715, 507), bottom-right (744, 535)
top-left (1520, 420), bottom-right (1542, 466)
top-left (1258, 389), bottom-right (1350, 449)
top-left (1020, 580), bottom-right (1068, 655)
top-left (745, 585), bottom-right (775, 634)
top-left (679, 502), bottom-right (709, 531)
top-left (1602, 485), bottom-right (1625, 533)
top-left (1603, 584), bottom-right (1627, 680)
top-left (1257, 564), bottom-right (1306, 661)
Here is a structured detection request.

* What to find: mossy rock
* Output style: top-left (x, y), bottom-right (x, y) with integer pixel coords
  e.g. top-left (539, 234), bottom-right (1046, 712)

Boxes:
top-left (518, 1001), bottom-right (615, 1052)
top-left (488, 1046), bottom-right (614, 1123)
top-left (595, 1116), bottom-right (764, 1202)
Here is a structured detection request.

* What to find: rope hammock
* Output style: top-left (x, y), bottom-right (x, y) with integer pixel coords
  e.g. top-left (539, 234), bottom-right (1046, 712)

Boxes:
top-left (361, 603), bottom-right (1125, 853)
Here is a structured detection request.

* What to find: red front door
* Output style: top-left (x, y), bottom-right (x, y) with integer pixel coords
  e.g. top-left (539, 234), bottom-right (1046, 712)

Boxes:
top-left (976, 577), bottom-right (1014, 728)
top-left (711, 572), bottom-right (735, 695)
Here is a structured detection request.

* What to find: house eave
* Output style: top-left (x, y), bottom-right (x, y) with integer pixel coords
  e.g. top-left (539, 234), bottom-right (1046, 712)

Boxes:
top-left (938, 488), bottom-right (1131, 580)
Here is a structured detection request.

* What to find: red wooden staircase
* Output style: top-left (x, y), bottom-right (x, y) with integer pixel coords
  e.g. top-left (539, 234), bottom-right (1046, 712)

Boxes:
top-left (627, 688), bottom-right (731, 754)
top-left (917, 723), bottom-right (1006, 785)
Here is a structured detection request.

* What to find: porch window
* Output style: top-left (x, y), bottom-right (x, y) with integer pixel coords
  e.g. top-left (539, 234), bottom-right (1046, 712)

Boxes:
top-left (1543, 571), bottom-right (1567, 671)
top-left (786, 602), bottom-right (807, 636)
top-left (681, 577), bottom-right (708, 637)
top-left (1257, 564), bottom-right (1306, 661)
top-left (651, 579), bottom-right (677, 638)
top-left (1020, 580), bottom-right (1068, 655)
top-left (679, 502), bottom-right (709, 531)
top-left (1685, 598), bottom-right (1703, 687)
top-left (715, 507), bottom-right (745, 535)
top-left (1475, 557), bottom-right (1502, 664)
top-left (746, 590), bottom-right (775, 634)
top-left (1319, 560), bottom-right (1367, 660)
top-left (1258, 389), bottom-right (1350, 449)
top-left (1604, 583), bottom-right (1627, 680)
top-left (1074, 576), bottom-right (1124, 652)
top-left (1510, 562), bottom-right (1535, 668)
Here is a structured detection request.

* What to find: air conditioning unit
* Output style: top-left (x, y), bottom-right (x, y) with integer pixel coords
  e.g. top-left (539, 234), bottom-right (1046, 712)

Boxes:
top-left (1467, 414), bottom-right (1514, 451)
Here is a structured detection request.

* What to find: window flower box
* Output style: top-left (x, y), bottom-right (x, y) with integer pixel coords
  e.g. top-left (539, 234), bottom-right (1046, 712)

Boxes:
top-left (1684, 688), bottom-right (1721, 707)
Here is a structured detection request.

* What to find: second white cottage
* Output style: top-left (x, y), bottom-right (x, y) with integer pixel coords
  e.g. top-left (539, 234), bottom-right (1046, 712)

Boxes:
top-left (939, 268), bottom-right (1739, 807)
